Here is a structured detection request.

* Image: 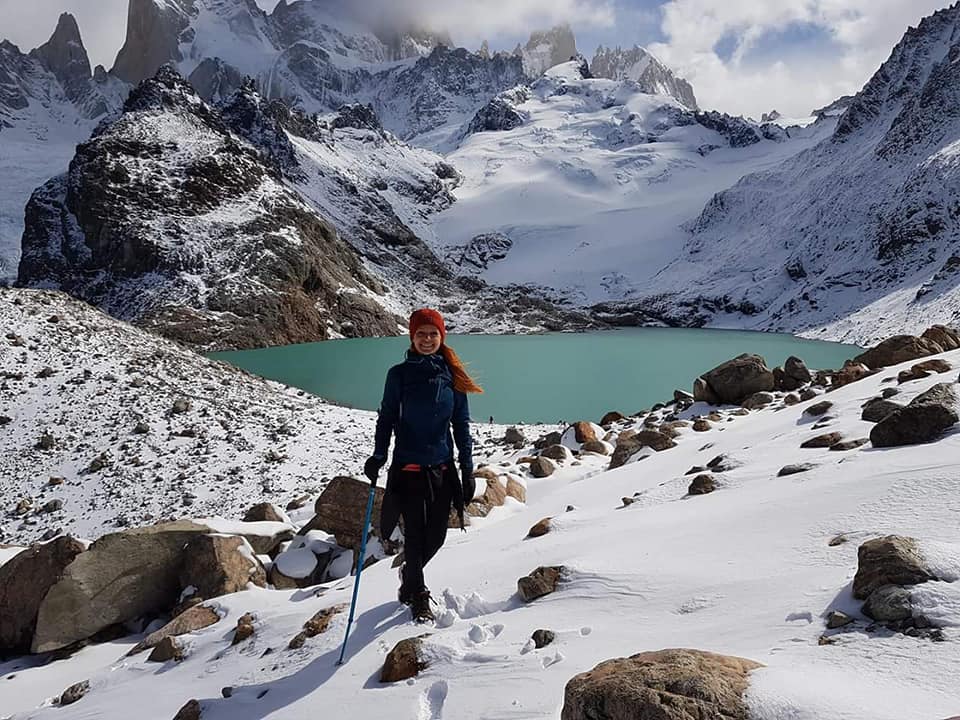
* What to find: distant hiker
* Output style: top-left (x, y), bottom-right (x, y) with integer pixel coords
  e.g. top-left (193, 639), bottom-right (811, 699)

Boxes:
top-left (488, 415), bottom-right (494, 424)
top-left (364, 308), bottom-right (482, 622)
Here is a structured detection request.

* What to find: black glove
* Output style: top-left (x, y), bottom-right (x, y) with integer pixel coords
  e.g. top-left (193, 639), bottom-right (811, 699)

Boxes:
top-left (364, 456), bottom-right (385, 485)
top-left (461, 464), bottom-right (475, 503)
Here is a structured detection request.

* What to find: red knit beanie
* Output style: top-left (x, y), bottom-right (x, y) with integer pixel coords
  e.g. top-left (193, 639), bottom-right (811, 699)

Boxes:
top-left (408, 308), bottom-right (446, 342)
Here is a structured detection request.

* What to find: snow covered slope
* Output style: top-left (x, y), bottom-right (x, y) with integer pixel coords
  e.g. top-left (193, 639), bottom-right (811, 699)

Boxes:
top-left (2, 295), bottom-right (958, 719)
top-left (431, 61), bottom-right (834, 305)
top-left (636, 4), bottom-right (960, 346)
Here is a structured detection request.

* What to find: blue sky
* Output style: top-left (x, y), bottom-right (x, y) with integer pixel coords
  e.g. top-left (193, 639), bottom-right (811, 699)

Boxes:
top-left (0, 0), bottom-right (954, 118)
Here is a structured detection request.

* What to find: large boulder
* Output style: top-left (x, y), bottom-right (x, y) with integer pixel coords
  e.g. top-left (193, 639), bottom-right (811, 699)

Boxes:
top-left (530, 456), bottom-right (558, 478)
top-left (609, 436), bottom-right (642, 470)
top-left (921, 325), bottom-right (960, 351)
top-left (852, 536), bottom-right (935, 600)
top-left (561, 648), bottom-right (763, 720)
top-left (783, 356), bottom-right (812, 388)
top-left (609, 431), bottom-right (676, 470)
top-left (870, 383), bottom-right (959, 448)
top-left (695, 354), bottom-right (774, 405)
top-left (0, 536), bottom-right (85, 655)
top-left (829, 360), bottom-right (872, 389)
top-left (179, 534), bottom-right (266, 600)
top-left (303, 476), bottom-right (384, 549)
top-left (31, 521), bottom-right (211, 653)
top-left (861, 397), bottom-right (903, 423)
top-left (853, 335), bottom-right (944, 370)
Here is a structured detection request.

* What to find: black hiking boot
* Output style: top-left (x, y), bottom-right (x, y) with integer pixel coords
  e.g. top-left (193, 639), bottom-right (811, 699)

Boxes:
top-left (411, 590), bottom-right (435, 623)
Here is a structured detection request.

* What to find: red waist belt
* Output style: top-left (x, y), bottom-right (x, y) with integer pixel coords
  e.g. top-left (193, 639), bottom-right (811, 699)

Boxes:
top-left (401, 463), bottom-right (447, 471)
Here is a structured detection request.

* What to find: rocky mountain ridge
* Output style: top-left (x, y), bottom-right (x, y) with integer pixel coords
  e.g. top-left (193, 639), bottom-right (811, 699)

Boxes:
top-left (630, 2), bottom-right (960, 344)
top-left (14, 65), bottom-right (597, 349)
top-left (15, 66), bottom-right (400, 350)
top-left (590, 44), bottom-right (697, 109)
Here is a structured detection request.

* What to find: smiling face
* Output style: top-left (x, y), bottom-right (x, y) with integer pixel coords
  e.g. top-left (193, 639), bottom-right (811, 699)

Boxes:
top-left (413, 324), bottom-right (442, 355)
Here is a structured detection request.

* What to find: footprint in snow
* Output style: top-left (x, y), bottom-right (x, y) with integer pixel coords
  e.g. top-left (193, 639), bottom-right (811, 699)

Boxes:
top-left (541, 650), bottom-right (565, 668)
top-left (417, 680), bottom-right (448, 720)
top-left (464, 623), bottom-right (504, 647)
top-left (675, 594), bottom-right (723, 615)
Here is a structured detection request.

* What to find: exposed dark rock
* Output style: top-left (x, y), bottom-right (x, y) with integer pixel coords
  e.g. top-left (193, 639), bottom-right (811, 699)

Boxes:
top-left (804, 400), bottom-right (833, 417)
top-left (801, 432), bottom-right (844, 448)
top-left (59, 679), bottom-right (90, 706)
top-left (862, 585), bottom-right (913, 622)
top-left (532, 629), bottom-right (556, 649)
top-left (854, 335), bottom-right (946, 370)
top-left (518, 566), bottom-right (564, 602)
top-left (777, 463), bottom-right (816, 477)
top-left (687, 474), bottom-right (716, 495)
top-left (852, 536), bottom-right (935, 600)
top-left (527, 517), bottom-right (552, 538)
top-left (381, 635), bottom-right (430, 682)
top-left (861, 397), bottom-right (903, 423)
top-left (870, 383), bottom-right (959, 447)
top-left (696, 354), bottom-right (775, 404)
top-left (232, 612), bottom-right (255, 645)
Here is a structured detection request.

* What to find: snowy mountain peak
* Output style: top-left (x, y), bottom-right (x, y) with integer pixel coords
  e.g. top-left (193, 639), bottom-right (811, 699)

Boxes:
top-left (520, 23), bottom-right (578, 77)
top-left (122, 62), bottom-right (206, 115)
top-left (590, 44), bottom-right (698, 109)
top-left (28, 13), bottom-right (93, 103)
top-left (833, 2), bottom-right (960, 143)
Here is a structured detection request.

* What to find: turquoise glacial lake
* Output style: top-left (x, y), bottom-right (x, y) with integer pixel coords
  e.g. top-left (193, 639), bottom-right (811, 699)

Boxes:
top-left (211, 328), bottom-right (862, 424)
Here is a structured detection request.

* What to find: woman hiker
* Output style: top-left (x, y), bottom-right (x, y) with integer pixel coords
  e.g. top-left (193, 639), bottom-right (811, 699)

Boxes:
top-left (364, 308), bottom-right (483, 622)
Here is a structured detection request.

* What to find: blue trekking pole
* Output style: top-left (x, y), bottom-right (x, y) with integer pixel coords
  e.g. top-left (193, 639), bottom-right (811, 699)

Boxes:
top-left (336, 478), bottom-right (377, 665)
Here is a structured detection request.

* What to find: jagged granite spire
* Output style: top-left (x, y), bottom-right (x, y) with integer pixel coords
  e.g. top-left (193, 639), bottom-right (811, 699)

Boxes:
top-left (29, 13), bottom-right (92, 101)
top-left (521, 24), bottom-right (578, 77)
top-left (591, 45), bottom-right (697, 109)
top-left (111, 0), bottom-right (195, 84)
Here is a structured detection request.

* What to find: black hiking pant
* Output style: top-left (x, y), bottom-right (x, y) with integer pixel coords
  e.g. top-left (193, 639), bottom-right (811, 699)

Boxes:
top-left (393, 464), bottom-right (458, 597)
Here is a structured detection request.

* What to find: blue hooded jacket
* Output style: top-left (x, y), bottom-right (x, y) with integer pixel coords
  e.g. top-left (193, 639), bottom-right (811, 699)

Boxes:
top-left (372, 349), bottom-right (473, 470)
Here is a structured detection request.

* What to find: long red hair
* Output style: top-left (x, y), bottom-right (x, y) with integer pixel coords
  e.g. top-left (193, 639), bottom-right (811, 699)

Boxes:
top-left (439, 343), bottom-right (484, 394)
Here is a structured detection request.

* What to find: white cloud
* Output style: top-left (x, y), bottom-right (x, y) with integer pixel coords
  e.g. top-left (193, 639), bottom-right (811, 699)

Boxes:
top-left (647, 0), bottom-right (955, 118)
top-left (320, 0), bottom-right (616, 49)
